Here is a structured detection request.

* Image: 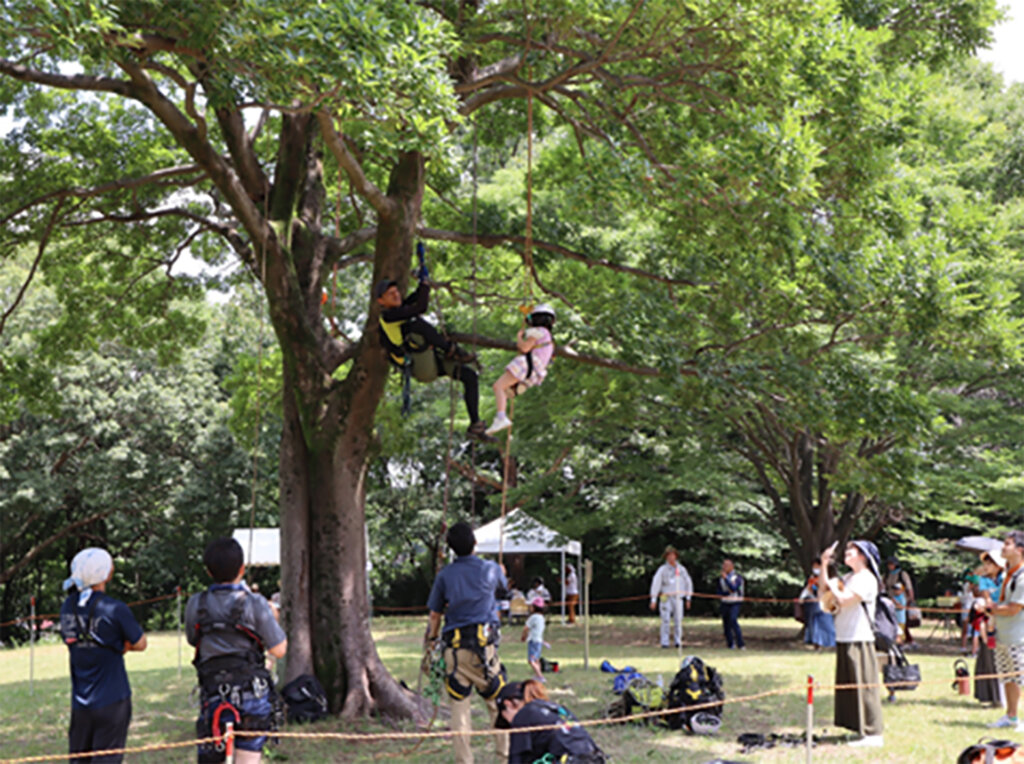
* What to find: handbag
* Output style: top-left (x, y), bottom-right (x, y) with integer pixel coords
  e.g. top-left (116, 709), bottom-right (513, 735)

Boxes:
top-left (883, 645), bottom-right (920, 692)
top-left (907, 605), bottom-right (922, 628)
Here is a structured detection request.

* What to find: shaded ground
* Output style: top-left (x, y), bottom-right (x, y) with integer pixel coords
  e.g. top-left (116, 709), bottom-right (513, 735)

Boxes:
top-left (0, 615), bottom-right (996, 762)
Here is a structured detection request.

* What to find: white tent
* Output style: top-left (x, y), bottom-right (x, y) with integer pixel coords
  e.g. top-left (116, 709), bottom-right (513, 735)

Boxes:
top-left (473, 509), bottom-right (582, 622)
top-left (232, 528), bottom-right (281, 566)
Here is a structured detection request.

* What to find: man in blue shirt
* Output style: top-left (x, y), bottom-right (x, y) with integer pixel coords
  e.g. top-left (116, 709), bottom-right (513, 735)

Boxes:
top-left (426, 522), bottom-right (509, 764)
top-left (60, 547), bottom-right (147, 764)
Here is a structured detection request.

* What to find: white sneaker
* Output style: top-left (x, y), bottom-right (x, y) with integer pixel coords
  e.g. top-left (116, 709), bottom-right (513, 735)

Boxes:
top-left (989, 714), bottom-right (1020, 728)
top-left (485, 412), bottom-right (512, 435)
top-left (848, 735), bottom-right (883, 748)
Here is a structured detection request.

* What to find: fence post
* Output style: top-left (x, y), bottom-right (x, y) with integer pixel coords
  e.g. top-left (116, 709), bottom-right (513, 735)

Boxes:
top-left (29, 596), bottom-right (36, 696)
top-left (176, 586), bottom-right (183, 679)
top-left (224, 721), bottom-right (235, 764)
top-left (806, 674), bottom-right (814, 764)
top-left (583, 559), bottom-right (592, 670)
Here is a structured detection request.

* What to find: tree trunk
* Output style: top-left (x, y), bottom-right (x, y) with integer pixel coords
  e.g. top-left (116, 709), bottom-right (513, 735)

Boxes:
top-left (276, 148), bottom-right (429, 720)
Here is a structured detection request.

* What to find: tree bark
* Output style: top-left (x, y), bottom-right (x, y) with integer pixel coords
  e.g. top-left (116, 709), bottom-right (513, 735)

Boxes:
top-left (274, 146), bottom-right (428, 720)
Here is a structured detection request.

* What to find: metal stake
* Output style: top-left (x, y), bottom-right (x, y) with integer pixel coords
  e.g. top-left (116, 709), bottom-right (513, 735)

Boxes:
top-left (176, 586), bottom-right (183, 678)
top-left (29, 596), bottom-right (35, 696)
top-left (806, 674), bottom-right (814, 764)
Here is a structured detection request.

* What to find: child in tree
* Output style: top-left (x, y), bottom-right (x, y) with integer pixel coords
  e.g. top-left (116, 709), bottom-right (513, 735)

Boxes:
top-left (522, 598), bottom-right (550, 680)
top-left (486, 304), bottom-right (556, 435)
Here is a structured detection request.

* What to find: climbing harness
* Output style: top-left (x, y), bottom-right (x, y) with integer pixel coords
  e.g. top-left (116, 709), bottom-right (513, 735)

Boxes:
top-left (59, 593), bottom-right (119, 653)
top-left (192, 590), bottom-right (282, 760)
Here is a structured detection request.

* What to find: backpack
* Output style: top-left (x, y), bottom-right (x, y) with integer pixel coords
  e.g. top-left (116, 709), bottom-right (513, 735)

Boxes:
top-left (665, 656), bottom-right (725, 731)
top-left (281, 674), bottom-right (329, 724)
top-left (862, 593), bottom-right (900, 651)
top-left (958, 739), bottom-right (1024, 764)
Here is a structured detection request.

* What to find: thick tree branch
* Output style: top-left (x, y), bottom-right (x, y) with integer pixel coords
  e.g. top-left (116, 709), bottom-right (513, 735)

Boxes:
top-left (0, 59), bottom-right (134, 96)
top-left (214, 106), bottom-right (269, 201)
top-left (316, 111), bottom-right (392, 216)
top-left (323, 227), bottom-right (377, 271)
top-left (113, 58), bottom-right (268, 270)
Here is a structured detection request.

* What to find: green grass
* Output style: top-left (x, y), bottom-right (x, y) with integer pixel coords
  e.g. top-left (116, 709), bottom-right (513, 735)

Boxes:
top-left (0, 615), bottom-right (1006, 762)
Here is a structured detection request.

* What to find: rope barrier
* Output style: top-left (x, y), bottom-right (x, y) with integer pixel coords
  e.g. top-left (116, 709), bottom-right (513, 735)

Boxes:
top-left (0, 737), bottom-right (221, 764)
top-left (6, 666), bottom-right (1024, 762)
top-left (370, 591), bottom-right (971, 615)
top-left (0, 590), bottom-right (181, 629)
top-left (2, 586), bottom-right (968, 628)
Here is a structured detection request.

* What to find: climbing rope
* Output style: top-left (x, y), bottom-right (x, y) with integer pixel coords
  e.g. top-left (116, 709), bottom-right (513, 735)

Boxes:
top-left (246, 198), bottom-right (271, 566)
top-left (498, 8), bottom-right (538, 566)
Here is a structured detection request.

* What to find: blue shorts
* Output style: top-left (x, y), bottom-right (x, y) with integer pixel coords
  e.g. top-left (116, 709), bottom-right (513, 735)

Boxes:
top-left (198, 691), bottom-right (273, 759)
top-left (527, 640), bottom-right (543, 662)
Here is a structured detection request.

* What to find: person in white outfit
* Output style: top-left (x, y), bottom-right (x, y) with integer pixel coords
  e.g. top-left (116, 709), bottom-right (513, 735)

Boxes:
top-left (649, 546), bottom-right (693, 648)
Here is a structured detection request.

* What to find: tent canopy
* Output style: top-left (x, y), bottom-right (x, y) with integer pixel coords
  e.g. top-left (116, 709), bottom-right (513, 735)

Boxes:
top-left (473, 510), bottom-right (581, 557)
top-left (232, 528), bottom-right (280, 566)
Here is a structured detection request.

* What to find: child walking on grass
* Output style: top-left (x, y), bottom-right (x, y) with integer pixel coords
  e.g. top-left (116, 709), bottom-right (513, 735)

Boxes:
top-left (486, 304), bottom-right (555, 435)
top-left (522, 598), bottom-right (551, 680)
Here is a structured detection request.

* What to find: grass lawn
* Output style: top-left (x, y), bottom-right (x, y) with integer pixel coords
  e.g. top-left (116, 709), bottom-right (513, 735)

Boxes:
top-left (0, 614), bottom-right (1006, 762)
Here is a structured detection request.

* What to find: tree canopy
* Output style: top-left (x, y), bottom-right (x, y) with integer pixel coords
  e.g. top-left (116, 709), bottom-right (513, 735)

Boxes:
top-left (1, 0), bottom-right (1019, 717)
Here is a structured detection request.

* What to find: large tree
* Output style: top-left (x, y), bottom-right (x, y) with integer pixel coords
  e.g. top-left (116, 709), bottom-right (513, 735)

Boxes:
top-left (0, 0), bottom-right (1001, 717)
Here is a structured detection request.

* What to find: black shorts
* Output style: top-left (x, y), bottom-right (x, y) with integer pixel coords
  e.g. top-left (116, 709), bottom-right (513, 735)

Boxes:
top-left (69, 696), bottom-right (132, 764)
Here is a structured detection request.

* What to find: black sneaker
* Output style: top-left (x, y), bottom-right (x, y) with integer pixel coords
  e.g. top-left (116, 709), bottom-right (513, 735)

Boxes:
top-left (467, 421), bottom-right (495, 443)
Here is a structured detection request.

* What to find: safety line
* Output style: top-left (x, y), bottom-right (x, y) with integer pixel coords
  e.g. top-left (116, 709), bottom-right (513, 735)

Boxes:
top-left (0, 736), bottom-right (220, 764)
top-left (371, 591), bottom-right (969, 614)
top-left (6, 669), bottom-right (1024, 762)
top-left (0, 587), bottom-right (969, 628)
top-left (0, 591), bottom-right (180, 629)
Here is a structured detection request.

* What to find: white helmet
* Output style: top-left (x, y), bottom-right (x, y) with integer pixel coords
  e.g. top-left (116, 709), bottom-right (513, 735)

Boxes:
top-left (531, 303), bottom-right (555, 318)
top-left (688, 712), bottom-right (721, 735)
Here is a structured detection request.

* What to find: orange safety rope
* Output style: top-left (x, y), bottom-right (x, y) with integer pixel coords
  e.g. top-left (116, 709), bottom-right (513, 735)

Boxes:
top-left (10, 669), bottom-right (1024, 762)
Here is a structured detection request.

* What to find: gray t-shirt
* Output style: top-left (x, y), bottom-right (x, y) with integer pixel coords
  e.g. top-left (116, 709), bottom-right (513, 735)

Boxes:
top-left (185, 584), bottom-right (286, 662)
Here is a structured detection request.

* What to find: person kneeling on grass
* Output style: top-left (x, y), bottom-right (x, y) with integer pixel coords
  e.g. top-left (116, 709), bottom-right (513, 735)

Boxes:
top-left (495, 680), bottom-right (607, 763)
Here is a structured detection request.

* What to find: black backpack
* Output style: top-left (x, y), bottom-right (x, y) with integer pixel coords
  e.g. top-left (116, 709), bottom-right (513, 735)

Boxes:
top-left (863, 593), bottom-right (900, 651)
top-left (665, 656), bottom-right (725, 730)
top-left (281, 674), bottom-right (328, 724)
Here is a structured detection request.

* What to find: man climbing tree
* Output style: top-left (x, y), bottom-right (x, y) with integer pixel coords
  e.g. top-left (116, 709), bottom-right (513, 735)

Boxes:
top-left (375, 247), bottom-right (489, 441)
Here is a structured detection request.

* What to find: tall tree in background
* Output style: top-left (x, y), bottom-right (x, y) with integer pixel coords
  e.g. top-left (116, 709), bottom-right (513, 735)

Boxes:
top-left (0, 0), bottom-right (1001, 716)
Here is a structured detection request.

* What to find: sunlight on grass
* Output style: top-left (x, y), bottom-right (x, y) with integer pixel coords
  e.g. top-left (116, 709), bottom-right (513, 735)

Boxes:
top-left (0, 618), bottom-right (1011, 762)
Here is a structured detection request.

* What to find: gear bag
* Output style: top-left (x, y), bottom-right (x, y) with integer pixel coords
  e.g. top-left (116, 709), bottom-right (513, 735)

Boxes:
top-left (958, 739), bottom-right (1024, 764)
top-left (281, 674), bottom-right (329, 724)
top-left (665, 655), bottom-right (725, 731)
top-left (862, 594), bottom-right (900, 651)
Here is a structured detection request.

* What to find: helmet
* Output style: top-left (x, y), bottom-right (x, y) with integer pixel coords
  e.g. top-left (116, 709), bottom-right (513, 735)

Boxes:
top-left (531, 303), bottom-right (555, 318)
top-left (528, 303), bottom-right (555, 328)
top-left (688, 712), bottom-right (721, 735)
